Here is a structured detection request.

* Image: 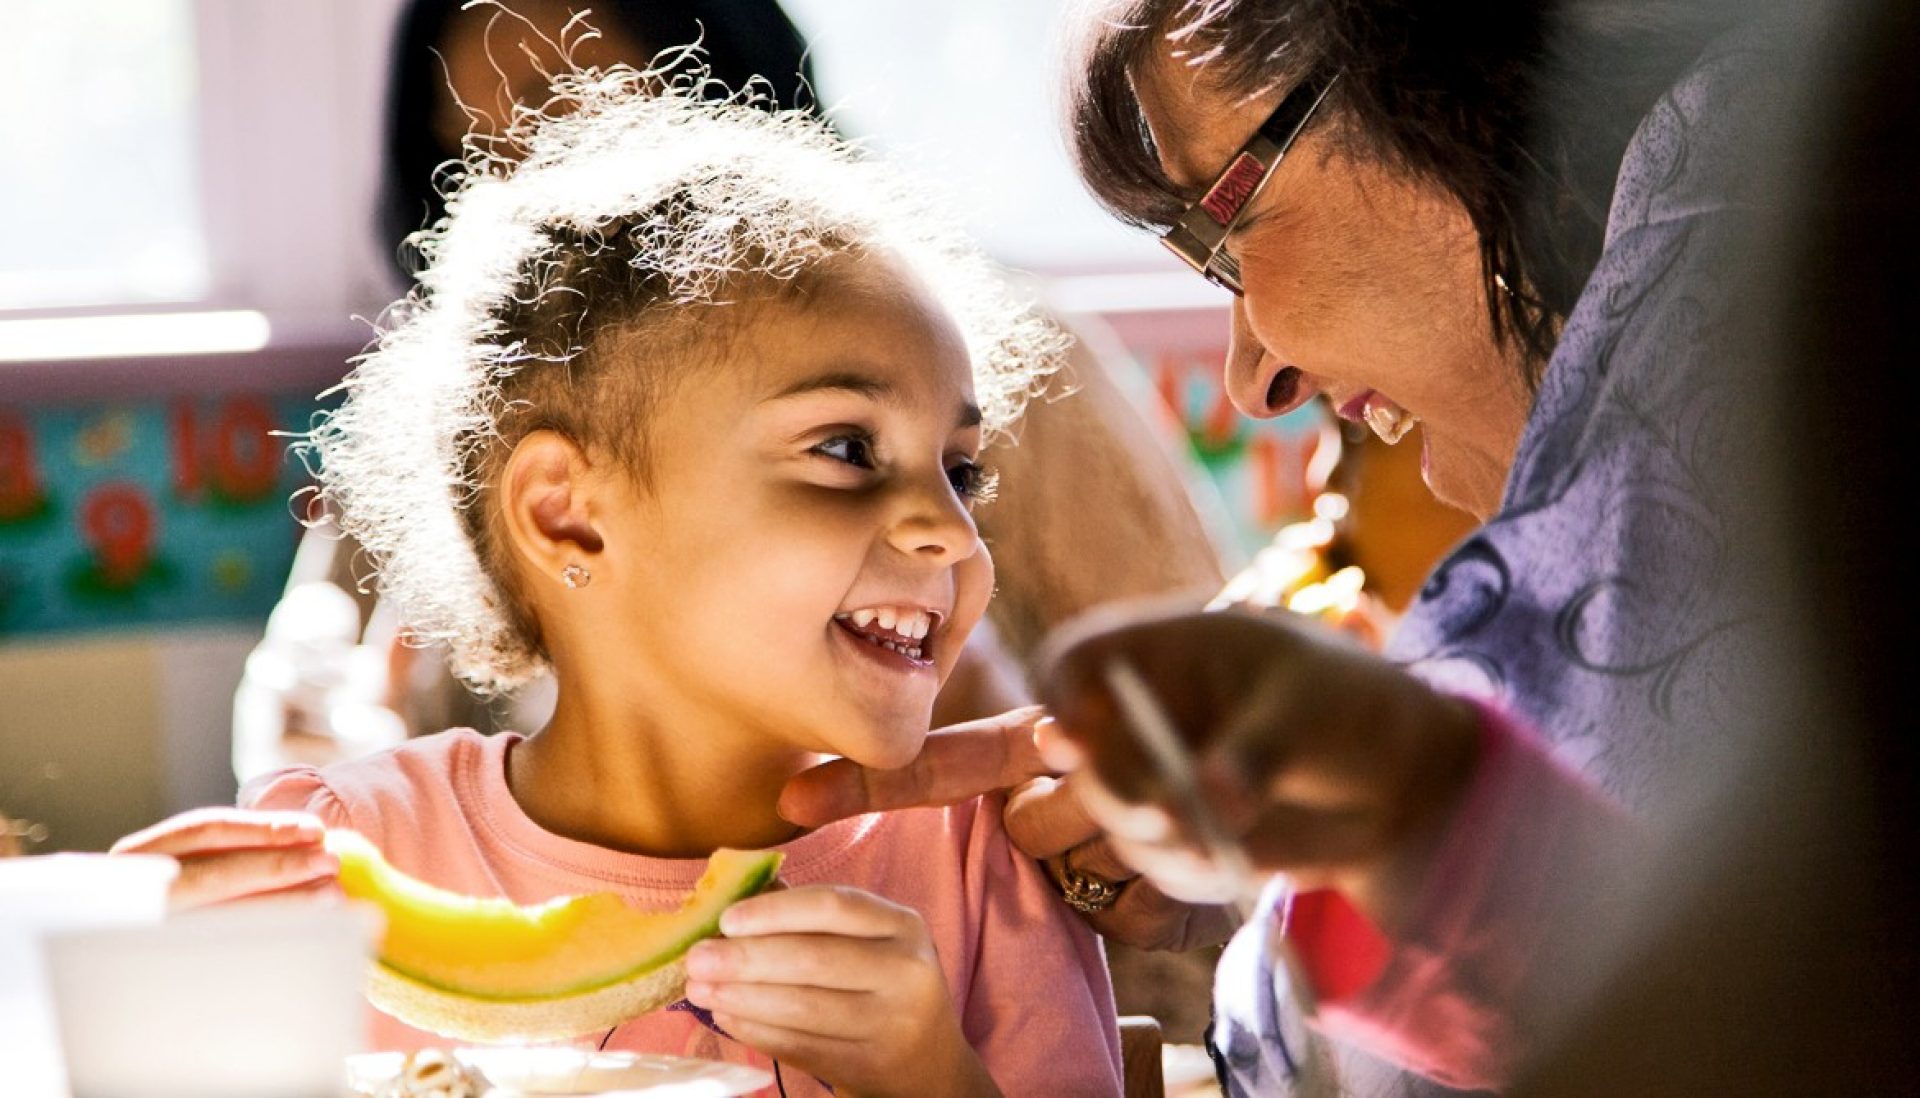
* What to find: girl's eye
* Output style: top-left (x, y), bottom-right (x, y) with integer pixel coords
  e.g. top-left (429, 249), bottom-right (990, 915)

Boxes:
top-left (813, 433), bottom-right (876, 469)
top-left (948, 459), bottom-right (998, 504)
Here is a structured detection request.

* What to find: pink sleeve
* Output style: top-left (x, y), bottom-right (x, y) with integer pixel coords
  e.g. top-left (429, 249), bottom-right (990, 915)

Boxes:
top-left (238, 766), bottom-right (360, 831)
top-left (1284, 700), bottom-right (1637, 1090)
top-left (961, 799), bottom-right (1124, 1096)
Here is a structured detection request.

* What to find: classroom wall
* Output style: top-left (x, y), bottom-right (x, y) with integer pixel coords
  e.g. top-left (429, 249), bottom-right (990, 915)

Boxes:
top-left (0, 628), bottom-right (252, 853)
top-left (2, 1), bottom-right (400, 850)
top-left (0, 345), bottom-right (357, 852)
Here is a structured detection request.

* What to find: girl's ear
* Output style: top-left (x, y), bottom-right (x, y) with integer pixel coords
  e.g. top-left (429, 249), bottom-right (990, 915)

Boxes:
top-left (497, 430), bottom-right (606, 584)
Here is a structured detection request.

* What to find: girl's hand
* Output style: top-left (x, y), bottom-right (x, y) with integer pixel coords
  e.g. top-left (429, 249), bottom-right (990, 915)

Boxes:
top-left (1037, 603), bottom-right (1483, 934)
top-left (110, 808), bottom-right (340, 912)
top-left (683, 886), bottom-right (999, 1098)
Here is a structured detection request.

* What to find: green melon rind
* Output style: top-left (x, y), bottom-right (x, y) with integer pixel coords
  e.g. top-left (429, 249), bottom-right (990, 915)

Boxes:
top-left (379, 854), bottom-right (782, 1002)
top-left (368, 956), bottom-right (692, 1042)
top-left (362, 852), bottom-right (782, 1040)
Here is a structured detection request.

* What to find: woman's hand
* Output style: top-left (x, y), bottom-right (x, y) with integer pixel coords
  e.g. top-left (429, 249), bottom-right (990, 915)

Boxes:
top-left (777, 710), bottom-right (1236, 952)
top-left (1037, 603), bottom-right (1483, 933)
top-left (683, 886), bottom-right (999, 1098)
top-left (110, 808), bottom-right (340, 912)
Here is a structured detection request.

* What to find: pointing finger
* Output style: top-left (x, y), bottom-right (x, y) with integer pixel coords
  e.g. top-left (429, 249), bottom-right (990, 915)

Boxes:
top-left (777, 707), bottom-right (1053, 826)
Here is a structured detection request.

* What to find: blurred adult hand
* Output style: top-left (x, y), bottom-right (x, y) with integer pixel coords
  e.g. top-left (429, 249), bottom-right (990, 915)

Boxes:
top-left (778, 708), bottom-right (1236, 952)
top-left (111, 808), bottom-right (340, 912)
top-left (1037, 603), bottom-right (1483, 933)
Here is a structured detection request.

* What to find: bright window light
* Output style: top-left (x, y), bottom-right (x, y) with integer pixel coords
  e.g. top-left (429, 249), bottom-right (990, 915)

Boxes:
top-left (0, 310), bottom-right (271, 362)
top-left (778, 0), bottom-right (1161, 273)
top-left (1043, 271), bottom-right (1235, 315)
top-left (0, 0), bottom-right (209, 311)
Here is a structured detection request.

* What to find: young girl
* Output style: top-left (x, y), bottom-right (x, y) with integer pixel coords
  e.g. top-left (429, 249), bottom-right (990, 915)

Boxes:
top-left (114, 65), bottom-right (1121, 1096)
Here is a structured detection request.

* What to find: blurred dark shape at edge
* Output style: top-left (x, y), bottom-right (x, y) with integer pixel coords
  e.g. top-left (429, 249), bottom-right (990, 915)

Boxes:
top-left (1517, 0), bottom-right (1920, 1092)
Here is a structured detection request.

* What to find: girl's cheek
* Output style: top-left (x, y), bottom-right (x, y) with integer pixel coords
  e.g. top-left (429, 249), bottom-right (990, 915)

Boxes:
top-left (958, 544), bottom-right (994, 619)
top-left (937, 550), bottom-right (995, 676)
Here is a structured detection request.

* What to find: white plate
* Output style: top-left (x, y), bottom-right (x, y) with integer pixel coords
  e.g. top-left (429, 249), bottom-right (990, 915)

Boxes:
top-left (347, 1048), bottom-right (772, 1097)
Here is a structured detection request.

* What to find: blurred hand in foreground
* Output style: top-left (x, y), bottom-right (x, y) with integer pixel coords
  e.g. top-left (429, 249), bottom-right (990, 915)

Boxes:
top-left (1036, 603), bottom-right (1483, 933)
top-left (111, 808), bottom-right (340, 912)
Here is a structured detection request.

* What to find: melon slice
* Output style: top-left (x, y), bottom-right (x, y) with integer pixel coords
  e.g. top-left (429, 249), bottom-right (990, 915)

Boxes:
top-left (326, 830), bottom-right (782, 1042)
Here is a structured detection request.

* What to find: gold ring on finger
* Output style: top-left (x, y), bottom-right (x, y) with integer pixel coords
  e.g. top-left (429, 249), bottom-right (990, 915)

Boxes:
top-left (1056, 844), bottom-right (1127, 914)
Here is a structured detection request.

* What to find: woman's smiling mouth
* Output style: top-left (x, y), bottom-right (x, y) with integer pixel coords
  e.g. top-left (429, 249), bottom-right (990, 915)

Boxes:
top-left (1337, 389), bottom-right (1419, 444)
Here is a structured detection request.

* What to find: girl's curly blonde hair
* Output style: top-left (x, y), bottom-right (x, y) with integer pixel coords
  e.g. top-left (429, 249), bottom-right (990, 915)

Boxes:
top-left (305, 63), bottom-right (1068, 693)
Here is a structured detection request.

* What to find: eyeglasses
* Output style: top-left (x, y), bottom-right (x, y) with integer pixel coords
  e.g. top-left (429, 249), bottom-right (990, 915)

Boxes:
top-left (1161, 70), bottom-right (1341, 296)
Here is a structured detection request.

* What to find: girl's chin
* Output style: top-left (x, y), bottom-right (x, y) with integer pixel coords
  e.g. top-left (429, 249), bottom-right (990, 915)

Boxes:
top-left (831, 717), bottom-right (930, 771)
top-left (834, 740), bottom-right (920, 772)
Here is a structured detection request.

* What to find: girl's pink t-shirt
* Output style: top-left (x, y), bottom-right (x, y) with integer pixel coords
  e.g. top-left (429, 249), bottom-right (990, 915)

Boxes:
top-left (242, 729), bottom-right (1122, 1097)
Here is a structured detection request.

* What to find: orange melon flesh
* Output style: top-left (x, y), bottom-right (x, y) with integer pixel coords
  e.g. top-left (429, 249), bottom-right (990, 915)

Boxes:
top-left (326, 830), bottom-right (781, 1040)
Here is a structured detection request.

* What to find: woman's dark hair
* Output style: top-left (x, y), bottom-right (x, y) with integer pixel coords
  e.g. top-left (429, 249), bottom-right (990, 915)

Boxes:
top-left (1067, 0), bottom-right (1746, 378)
top-left (379, 0), bottom-right (821, 277)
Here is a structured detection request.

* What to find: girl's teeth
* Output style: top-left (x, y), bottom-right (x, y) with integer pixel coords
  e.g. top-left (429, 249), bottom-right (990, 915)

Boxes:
top-left (840, 607), bottom-right (934, 650)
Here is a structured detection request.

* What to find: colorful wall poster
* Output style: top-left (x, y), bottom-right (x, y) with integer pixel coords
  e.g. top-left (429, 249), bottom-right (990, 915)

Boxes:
top-left (0, 396), bottom-right (318, 636)
top-left (1097, 306), bottom-right (1340, 559)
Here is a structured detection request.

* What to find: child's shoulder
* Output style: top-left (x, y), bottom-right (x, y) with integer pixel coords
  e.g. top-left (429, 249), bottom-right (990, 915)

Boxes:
top-left (825, 790), bottom-right (1035, 899)
top-left (240, 728), bottom-right (504, 847)
top-left (854, 788), bottom-right (1007, 847)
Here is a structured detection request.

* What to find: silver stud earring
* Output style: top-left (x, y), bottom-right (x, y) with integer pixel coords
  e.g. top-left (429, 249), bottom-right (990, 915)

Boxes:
top-left (560, 563), bottom-right (591, 589)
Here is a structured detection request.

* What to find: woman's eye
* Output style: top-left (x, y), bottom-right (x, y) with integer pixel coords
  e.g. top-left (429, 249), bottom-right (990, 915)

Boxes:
top-left (947, 460), bottom-right (998, 504)
top-left (813, 433), bottom-right (876, 469)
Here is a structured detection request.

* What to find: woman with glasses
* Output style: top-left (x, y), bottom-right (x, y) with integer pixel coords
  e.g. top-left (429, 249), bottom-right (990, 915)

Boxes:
top-left (782, 0), bottom-right (1819, 1091)
top-left (1049, 0), bottom-right (1816, 1092)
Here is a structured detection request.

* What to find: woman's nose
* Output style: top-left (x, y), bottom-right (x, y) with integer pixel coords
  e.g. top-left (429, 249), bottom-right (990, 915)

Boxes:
top-left (1224, 297), bottom-right (1285, 418)
top-left (886, 474), bottom-right (981, 564)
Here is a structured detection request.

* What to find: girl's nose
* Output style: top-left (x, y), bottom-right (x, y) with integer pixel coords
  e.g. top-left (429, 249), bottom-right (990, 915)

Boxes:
top-left (1224, 297), bottom-right (1287, 418)
top-left (886, 473), bottom-right (981, 564)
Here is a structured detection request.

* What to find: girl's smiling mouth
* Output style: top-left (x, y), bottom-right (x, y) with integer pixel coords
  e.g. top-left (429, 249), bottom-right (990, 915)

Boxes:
top-left (833, 606), bottom-right (942, 668)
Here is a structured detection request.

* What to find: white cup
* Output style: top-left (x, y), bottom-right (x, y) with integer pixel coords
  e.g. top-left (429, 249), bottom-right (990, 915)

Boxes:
top-left (45, 902), bottom-right (380, 1098)
top-left (0, 854), bottom-right (178, 1098)
top-left (0, 854), bottom-right (177, 928)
